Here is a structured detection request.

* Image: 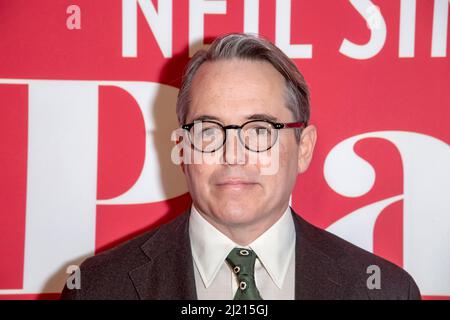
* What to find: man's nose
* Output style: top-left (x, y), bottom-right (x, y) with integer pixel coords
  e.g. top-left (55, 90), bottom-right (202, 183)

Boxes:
top-left (223, 129), bottom-right (246, 165)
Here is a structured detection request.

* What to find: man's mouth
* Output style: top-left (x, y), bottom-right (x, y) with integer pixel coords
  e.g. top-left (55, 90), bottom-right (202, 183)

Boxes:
top-left (215, 179), bottom-right (258, 190)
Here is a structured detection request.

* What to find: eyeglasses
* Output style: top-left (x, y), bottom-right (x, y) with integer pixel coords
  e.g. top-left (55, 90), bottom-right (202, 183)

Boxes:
top-left (181, 119), bottom-right (307, 153)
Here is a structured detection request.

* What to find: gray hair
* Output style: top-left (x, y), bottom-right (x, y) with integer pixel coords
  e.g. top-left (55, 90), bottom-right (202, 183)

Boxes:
top-left (176, 33), bottom-right (310, 142)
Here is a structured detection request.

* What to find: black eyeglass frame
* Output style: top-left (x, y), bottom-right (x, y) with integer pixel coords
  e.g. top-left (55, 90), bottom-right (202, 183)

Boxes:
top-left (181, 119), bottom-right (307, 153)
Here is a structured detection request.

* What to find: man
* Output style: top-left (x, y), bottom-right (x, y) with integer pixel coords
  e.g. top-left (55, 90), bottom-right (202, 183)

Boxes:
top-left (61, 33), bottom-right (420, 300)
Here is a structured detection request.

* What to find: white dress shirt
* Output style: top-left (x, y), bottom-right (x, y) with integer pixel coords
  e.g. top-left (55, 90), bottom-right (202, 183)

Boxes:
top-left (189, 204), bottom-right (296, 300)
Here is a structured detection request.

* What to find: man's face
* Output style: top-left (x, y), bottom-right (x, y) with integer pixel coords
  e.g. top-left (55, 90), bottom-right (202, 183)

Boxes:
top-left (181, 58), bottom-right (316, 234)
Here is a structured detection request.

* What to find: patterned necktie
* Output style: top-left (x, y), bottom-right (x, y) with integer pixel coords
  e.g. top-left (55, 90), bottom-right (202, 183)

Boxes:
top-left (226, 247), bottom-right (263, 300)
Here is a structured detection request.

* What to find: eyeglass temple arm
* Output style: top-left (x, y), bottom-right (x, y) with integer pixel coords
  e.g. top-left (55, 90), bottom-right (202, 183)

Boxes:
top-left (280, 121), bottom-right (307, 129)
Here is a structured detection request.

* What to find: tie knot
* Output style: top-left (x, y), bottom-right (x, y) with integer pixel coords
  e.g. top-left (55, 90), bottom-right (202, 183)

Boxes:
top-left (226, 248), bottom-right (257, 276)
top-left (225, 247), bottom-right (262, 300)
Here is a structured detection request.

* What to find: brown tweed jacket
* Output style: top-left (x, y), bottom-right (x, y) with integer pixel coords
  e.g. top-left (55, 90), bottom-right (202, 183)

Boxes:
top-left (61, 208), bottom-right (421, 300)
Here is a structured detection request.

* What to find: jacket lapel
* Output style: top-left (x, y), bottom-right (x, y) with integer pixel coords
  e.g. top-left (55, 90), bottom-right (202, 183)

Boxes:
top-left (291, 210), bottom-right (344, 299)
top-left (128, 210), bottom-right (198, 300)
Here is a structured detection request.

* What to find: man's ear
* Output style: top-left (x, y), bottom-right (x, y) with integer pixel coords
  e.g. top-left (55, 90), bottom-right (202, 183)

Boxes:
top-left (297, 125), bottom-right (317, 174)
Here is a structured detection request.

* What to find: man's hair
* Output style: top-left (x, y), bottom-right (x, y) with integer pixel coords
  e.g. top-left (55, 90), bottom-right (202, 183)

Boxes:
top-left (176, 33), bottom-right (310, 142)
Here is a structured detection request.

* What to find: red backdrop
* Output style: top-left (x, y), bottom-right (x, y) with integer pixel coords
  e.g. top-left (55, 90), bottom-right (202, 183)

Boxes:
top-left (0, 0), bottom-right (449, 299)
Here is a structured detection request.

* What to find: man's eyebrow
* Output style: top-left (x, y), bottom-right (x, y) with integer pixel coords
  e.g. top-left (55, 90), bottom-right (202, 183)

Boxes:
top-left (190, 115), bottom-right (222, 123)
top-left (245, 113), bottom-right (279, 122)
top-left (189, 113), bottom-right (279, 123)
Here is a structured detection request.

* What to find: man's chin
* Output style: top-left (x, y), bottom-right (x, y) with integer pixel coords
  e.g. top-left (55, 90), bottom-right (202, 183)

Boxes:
top-left (213, 210), bottom-right (261, 228)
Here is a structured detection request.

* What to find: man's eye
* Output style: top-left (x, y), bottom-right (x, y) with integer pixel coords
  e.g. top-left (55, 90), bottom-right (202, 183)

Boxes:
top-left (253, 127), bottom-right (269, 135)
top-left (201, 128), bottom-right (217, 137)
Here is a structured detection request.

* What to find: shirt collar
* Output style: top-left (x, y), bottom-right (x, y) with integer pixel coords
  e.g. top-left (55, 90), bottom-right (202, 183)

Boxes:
top-left (189, 204), bottom-right (295, 289)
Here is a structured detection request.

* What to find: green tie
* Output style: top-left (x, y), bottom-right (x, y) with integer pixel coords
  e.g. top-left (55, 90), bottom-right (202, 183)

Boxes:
top-left (226, 248), bottom-right (263, 300)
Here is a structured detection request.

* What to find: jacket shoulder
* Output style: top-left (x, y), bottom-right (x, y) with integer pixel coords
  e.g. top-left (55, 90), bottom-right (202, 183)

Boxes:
top-left (60, 212), bottom-right (189, 299)
top-left (293, 213), bottom-right (421, 300)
